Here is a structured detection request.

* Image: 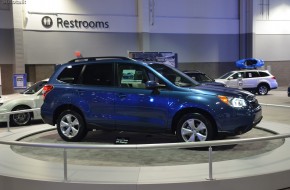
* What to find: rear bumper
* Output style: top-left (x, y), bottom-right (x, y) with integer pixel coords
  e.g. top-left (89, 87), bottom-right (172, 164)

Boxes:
top-left (40, 107), bottom-right (54, 126)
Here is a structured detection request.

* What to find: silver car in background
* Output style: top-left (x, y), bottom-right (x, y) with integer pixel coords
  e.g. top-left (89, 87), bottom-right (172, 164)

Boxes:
top-left (215, 70), bottom-right (278, 95)
top-left (0, 79), bottom-right (48, 126)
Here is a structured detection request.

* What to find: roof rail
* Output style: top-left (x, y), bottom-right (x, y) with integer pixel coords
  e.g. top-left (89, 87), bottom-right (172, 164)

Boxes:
top-left (68, 56), bottom-right (133, 63)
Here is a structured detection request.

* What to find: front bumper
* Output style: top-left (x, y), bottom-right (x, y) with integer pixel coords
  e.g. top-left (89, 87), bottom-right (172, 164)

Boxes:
top-left (216, 105), bottom-right (263, 136)
top-left (0, 108), bottom-right (9, 122)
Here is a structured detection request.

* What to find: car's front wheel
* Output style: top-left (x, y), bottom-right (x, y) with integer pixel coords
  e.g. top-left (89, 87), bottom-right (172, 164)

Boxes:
top-left (176, 113), bottom-right (214, 142)
top-left (257, 84), bottom-right (269, 95)
top-left (10, 106), bottom-right (32, 126)
top-left (57, 110), bottom-right (87, 142)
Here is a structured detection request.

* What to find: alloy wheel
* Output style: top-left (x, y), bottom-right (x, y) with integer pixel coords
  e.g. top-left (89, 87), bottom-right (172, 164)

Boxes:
top-left (181, 118), bottom-right (208, 142)
top-left (60, 114), bottom-right (80, 138)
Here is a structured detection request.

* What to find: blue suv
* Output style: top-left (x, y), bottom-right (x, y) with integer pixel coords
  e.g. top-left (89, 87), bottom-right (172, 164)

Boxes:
top-left (41, 57), bottom-right (262, 142)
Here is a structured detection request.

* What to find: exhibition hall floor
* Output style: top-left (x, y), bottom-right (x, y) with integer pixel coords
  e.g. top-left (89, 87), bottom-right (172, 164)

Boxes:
top-left (0, 90), bottom-right (290, 190)
top-left (9, 126), bottom-right (284, 167)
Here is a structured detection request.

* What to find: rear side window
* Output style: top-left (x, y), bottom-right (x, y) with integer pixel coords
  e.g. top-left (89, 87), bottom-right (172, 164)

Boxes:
top-left (245, 71), bottom-right (260, 78)
top-left (81, 63), bottom-right (114, 86)
top-left (258, 71), bottom-right (270, 77)
top-left (57, 65), bottom-right (83, 84)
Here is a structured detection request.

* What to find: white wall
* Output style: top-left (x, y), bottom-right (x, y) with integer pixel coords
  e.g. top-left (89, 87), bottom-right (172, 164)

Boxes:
top-left (26, 0), bottom-right (137, 15)
top-left (20, 0), bottom-right (240, 63)
top-left (151, 0), bottom-right (239, 34)
top-left (24, 0), bottom-right (239, 34)
top-left (253, 0), bottom-right (290, 60)
top-left (0, 10), bottom-right (13, 29)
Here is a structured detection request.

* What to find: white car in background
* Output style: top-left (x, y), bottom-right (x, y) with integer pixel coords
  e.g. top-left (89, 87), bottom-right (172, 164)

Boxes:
top-left (0, 79), bottom-right (48, 126)
top-left (215, 70), bottom-right (278, 95)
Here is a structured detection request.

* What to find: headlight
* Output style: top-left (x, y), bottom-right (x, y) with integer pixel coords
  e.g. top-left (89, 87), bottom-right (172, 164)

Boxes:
top-left (218, 95), bottom-right (247, 108)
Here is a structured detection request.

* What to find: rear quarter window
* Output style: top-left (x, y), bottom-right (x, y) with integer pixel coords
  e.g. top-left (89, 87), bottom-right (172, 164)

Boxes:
top-left (57, 64), bottom-right (83, 84)
top-left (258, 71), bottom-right (270, 77)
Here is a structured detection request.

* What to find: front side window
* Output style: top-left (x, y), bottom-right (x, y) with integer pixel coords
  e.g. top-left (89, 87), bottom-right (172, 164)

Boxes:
top-left (117, 64), bottom-right (149, 89)
top-left (231, 73), bottom-right (241, 79)
top-left (219, 71), bottom-right (235, 79)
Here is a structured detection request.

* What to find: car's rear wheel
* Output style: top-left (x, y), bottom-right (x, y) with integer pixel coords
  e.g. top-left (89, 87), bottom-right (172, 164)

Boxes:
top-left (176, 113), bottom-right (214, 142)
top-left (10, 106), bottom-right (32, 126)
top-left (57, 110), bottom-right (87, 142)
top-left (257, 84), bottom-right (269, 95)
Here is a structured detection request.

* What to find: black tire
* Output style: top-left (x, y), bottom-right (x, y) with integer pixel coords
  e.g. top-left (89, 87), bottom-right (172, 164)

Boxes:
top-left (10, 106), bottom-right (32, 126)
top-left (176, 113), bottom-right (214, 142)
top-left (257, 84), bottom-right (269, 95)
top-left (56, 110), bottom-right (87, 142)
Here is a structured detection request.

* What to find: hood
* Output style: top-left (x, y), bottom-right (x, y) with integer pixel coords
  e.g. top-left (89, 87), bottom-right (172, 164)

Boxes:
top-left (191, 85), bottom-right (253, 97)
top-left (215, 79), bottom-right (227, 83)
top-left (200, 81), bottom-right (225, 87)
top-left (0, 93), bottom-right (31, 103)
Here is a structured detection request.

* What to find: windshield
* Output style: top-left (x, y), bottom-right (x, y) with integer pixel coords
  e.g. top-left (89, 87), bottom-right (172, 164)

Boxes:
top-left (148, 63), bottom-right (199, 87)
top-left (21, 80), bottom-right (47, 94)
top-left (199, 74), bottom-right (213, 82)
top-left (218, 71), bottom-right (235, 79)
top-left (186, 72), bottom-right (213, 82)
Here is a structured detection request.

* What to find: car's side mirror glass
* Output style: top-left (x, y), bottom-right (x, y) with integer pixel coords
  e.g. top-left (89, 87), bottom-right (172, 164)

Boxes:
top-left (145, 81), bottom-right (164, 94)
top-left (145, 81), bottom-right (159, 89)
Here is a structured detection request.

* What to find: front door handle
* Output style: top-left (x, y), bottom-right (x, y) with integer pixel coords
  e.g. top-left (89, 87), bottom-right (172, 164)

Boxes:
top-left (76, 90), bottom-right (86, 95)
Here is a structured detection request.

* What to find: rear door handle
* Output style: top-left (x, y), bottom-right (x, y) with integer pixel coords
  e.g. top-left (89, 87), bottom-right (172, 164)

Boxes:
top-left (118, 93), bottom-right (127, 99)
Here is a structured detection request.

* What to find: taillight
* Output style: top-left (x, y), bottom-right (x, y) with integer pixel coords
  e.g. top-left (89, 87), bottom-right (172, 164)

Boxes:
top-left (42, 84), bottom-right (54, 99)
top-left (272, 76), bottom-right (276, 79)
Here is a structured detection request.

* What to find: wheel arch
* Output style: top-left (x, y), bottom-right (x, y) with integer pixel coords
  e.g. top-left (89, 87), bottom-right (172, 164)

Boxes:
top-left (52, 104), bottom-right (86, 125)
top-left (258, 82), bottom-right (270, 89)
top-left (11, 104), bottom-right (34, 117)
top-left (171, 107), bottom-right (217, 135)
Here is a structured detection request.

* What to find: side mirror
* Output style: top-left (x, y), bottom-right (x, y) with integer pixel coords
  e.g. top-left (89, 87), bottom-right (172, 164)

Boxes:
top-left (145, 81), bottom-right (159, 89)
top-left (145, 81), bottom-right (163, 94)
top-left (228, 77), bottom-right (233, 80)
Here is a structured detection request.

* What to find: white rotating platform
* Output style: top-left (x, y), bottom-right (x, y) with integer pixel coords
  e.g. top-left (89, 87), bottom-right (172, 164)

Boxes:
top-left (0, 119), bottom-right (290, 190)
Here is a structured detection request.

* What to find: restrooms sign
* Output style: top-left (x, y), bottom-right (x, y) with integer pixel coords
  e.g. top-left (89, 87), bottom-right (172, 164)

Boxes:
top-left (25, 14), bottom-right (137, 33)
top-left (41, 16), bottom-right (109, 29)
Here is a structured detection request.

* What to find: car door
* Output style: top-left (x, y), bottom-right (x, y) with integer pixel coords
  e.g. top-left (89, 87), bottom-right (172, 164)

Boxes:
top-left (114, 63), bottom-right (170, 132)
top-left (243, 71), bottom-right (260, 89)
top-left (77, 63), bottom-right (116, 129)
top-left (226, 72), bottom-right (243, 88)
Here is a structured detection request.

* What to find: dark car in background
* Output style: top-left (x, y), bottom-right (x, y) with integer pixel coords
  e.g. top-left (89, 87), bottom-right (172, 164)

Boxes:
top-left (183, 70), bottom-right (226, 87)
top-left (41, 57), bottom-right (262, 142)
